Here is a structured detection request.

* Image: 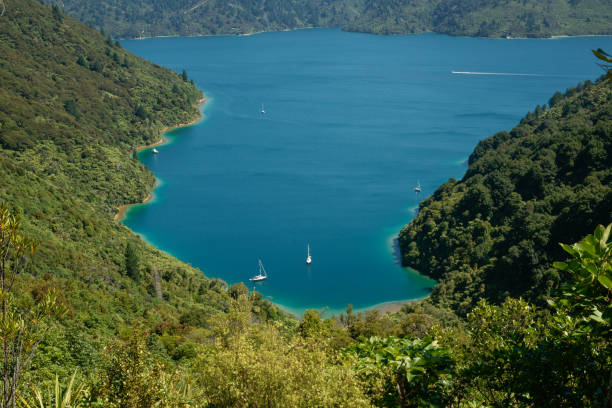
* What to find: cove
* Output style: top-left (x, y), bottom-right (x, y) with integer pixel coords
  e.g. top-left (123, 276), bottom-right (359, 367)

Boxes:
top-left (123, 29), bottom-right (612, 316)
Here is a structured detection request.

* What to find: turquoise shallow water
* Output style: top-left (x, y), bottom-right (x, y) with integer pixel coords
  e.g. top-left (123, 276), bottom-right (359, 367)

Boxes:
top-left (124, 29), bottom-right (612, 316)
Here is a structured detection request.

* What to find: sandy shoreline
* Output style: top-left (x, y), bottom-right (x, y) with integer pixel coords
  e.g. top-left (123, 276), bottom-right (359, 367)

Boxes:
top-left (114, 97), bottom-right (206, 221)
top-left (360, 299), bottom-right (421, 314)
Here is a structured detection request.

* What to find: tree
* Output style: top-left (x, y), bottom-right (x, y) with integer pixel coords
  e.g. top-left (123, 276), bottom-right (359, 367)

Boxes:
top-left (181, 69), bottom-right (188, 81)
top-left (76, 55), bottom-right (88, 68)
top-left (51, 5), bottom-right (63, 22)
top-left (134, 105), bottom-right (148, 120)
top-left (0, 204), bottom-right (62, 408)
top-left (227, 282), bottom-right (248, 300)
top-left (94, 330), bottom-right (163, 407)
top-left (63, 100), bottom-right (79, 119)
top-left (124, 241), bottom-right (140, 280)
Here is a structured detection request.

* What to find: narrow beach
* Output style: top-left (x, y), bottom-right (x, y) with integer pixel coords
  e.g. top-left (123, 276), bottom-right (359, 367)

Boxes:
top-left (114, 97), bottom-right (206, 221)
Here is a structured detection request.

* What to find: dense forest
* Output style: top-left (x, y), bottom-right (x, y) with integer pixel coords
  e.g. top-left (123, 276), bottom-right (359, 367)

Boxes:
top-left (399, 77), bottom-right (612, 314)
top-left (0, 0), bottom-right (287, 389)
top-left (0, 0), bottom-right (610, 406)
top-left (41, 0), bottom-right (612, 39)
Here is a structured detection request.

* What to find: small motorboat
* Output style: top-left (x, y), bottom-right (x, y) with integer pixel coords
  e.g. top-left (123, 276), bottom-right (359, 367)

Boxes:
top-left (306, 244), bottom-right (312, 265)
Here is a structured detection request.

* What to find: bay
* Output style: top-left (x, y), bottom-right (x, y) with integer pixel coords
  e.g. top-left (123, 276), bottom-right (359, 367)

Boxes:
top-left (123, 29), bottom-right (612, 316)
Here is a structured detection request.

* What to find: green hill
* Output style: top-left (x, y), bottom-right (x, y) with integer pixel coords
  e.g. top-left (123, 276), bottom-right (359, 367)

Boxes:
top-left (39, 0), bottom-right (367, 38)
top-left (431, 0), bottom-right (612, 38)
top-left (41, 0), bottom-right (612, 38)
top-left (399, 77), bottom-right (612, 314)
top-left (0, 0), bottom-right (284, 382)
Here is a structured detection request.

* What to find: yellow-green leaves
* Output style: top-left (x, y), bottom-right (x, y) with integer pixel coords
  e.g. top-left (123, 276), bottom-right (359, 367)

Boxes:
top-left (18, 371), bottom-right (88, 408)
top-left (193, 323), bottom-right (371, 407)
top-left (593, 48), bottom-right (612, 80)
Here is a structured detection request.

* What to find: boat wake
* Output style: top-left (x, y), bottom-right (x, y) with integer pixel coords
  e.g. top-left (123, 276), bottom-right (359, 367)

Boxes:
top-left (451, 70), bottom-right (542, 76)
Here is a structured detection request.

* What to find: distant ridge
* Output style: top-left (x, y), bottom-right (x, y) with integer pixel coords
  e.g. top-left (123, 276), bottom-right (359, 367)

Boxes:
top-left (41, 0), bottom-right (612, 39)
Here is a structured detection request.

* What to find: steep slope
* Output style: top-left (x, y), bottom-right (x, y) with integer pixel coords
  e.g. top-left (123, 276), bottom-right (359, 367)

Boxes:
top-left (344, 0), bottom-right (434, 35)
top-left (399, 78), bottom-right (612, 314)
top-left (432, 0), bottom-right (612, 38)
top-left (0, 0), bottom-right (282, 381)
top-left (42, 0), bottom-right (612, 38)
top-left (41, 0), bottom-right (366, 38)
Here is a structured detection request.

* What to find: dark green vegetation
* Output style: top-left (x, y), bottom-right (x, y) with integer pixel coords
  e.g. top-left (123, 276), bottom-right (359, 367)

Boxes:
top-left (41, 0), bottom-right (612, 39)
top-left (2, 0), bottom-right (611, 406)
top-left (347, 0), bottom-right (612, 37)
top-left (399, 78), bottom-right (612, 314)
top-left (41, 0), bottom-right (367, 39)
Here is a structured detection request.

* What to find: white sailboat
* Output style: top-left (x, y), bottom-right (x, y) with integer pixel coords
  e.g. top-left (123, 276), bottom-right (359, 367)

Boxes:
top-left (152, 148), bottom-right (159, 154)
top-left (306, 244), bottom-right (312, 265)
top-left (249, 259), bottom-right (268, 282)
top-left (260, 103), bottom-right (265, 114)
top-left (414, 180), bottom-right (421, 193)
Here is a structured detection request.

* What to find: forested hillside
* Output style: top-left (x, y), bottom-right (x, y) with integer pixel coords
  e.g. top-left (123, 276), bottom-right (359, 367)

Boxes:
top-left (1, 0), bottom-right (610, 405)
top-left (41, 0), bottom-right (612, 38)
top-left (399, 78), bottom-right (612, 314)
top-left (0, 0), bottom-right (285, 384)
top-left (40, 0), bottom-right (366, 39)
top-left (431, 0), bottom-right (612, 38)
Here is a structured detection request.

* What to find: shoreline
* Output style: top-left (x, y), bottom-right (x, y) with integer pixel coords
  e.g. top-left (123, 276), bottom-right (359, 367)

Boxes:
top-left (123, 26), bottom-right (612, 41)
top-left (114, 97), bottom-right (206, 221)
top-left (358, 298), bottom-right (422, 315)
top-left (113, 92), bottom-right (430, 318)
top-left (277, 296), bottom-right (427, 319)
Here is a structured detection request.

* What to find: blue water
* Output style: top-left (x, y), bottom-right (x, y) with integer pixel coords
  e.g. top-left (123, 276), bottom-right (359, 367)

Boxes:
top-left (124, 29), bottom-right (612, 316)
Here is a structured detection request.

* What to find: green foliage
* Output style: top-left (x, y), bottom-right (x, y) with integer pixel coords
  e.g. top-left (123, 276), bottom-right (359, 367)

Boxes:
top-left (552, 222), bottom-right (612, 334)
top-left (453, 225), bottom-right (612, 407)
top-left (124, 242), bottom-right (139, 280)
top-left (399, 78), bottom-right (612, 313)
top-left (18, 371), bottom-right (88, 408)
top-left (348, 336), bottom-right (455, 407)
top-left (193, 305), bottom-right (371, 408)
top-left (92, 331), bottom-right (165, 407)
top-left (0, 204), bottom-right (65, 408)
top-left (227, 282), bottom-right (248, 300)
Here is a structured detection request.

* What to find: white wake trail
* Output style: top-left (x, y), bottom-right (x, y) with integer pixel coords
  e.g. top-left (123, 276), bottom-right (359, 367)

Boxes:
top-left (451, 70), bottom-right (542, 76)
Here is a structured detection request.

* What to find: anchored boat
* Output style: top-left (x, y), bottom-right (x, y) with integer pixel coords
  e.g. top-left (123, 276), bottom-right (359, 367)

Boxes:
top-left (249, 259), bottom-right (268, 282)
